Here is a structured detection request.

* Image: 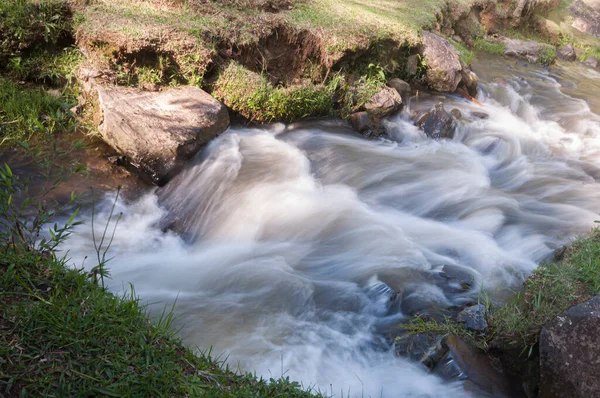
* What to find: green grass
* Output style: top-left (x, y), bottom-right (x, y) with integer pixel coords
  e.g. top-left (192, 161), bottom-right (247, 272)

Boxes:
top-left (474, 38), bottom-right (506, 56)
top-left (0, 167), bottom-right (323, 397)
top-left (0, 0), bottom-right (73, 62)
top-left (449, 38), bottom-right (475, 65)
top-left (539, 46), bottom-right (556, 65)
top-left (5, 47), bottom-right (84, 87)
top-left (213, 62), bottom-right (338, 122)
top-left (0, 78), bottom-right (77, 145)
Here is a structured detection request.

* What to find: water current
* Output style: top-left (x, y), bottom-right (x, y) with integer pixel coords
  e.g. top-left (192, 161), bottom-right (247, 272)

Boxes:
top-left (64, 56), bottom-right (600, 397)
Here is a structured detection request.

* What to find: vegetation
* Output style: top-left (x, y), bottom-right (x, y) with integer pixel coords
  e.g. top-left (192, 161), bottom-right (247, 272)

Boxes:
top-left (402, 228), bottom-right (600, 353)
top-left (539, 46), bottom-right (556, 65)
top-left (474, 38), bottom-right (506, 56)
top-left (0, 0), bottom-right (73, 63)
top-left (0, 159), bottom-right (324, 397)
top-left (449, 39), bottom-right (475, 65)
top-left (488, 228), bottom-right (600, 349)
top-left (0, 78), bottom-right (77, 144)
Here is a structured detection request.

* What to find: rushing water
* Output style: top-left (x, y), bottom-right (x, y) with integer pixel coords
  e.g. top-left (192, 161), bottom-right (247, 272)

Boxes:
top-left (63, 56), bottom-right (600, 397)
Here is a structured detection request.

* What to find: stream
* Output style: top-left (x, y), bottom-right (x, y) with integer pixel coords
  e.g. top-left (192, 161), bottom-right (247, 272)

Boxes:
top-left (63, 55), bottom-right (600, 397)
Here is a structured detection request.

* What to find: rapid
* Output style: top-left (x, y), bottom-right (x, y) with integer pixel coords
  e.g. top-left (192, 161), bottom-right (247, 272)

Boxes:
top-left (63, 56), bottom-right (600, 397)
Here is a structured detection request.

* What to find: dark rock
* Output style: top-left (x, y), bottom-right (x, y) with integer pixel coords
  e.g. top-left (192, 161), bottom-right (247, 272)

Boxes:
top-left (457, 304), bottom-right (488, 332)
top-left (417, 102), bottom-right (456, 139)
top-left (438, 264), bottom-right (475, 292)
top-left (556, 43), bottom-right (577, 61)
top-left (451, 108), bottom-right (462, 120)
top-left (433, 351), bottom-right (467, 380)
top-left (395, 332), bottom-right (446, 367)
top-left (539, 296), bottom-right (600, 398)
top-left (421, 31), bottom-right (463, 92)
top-left (365, 86), bottom-right (402, 119)
top-left (400, 285), bottom-right (451, 316)
top-left (93, 85), bottom-right (230, 186)
top-left (584, 55), bottom-right (599, 68)
top-left (349, 112), bottom-right (371, 133)
top-left (445, 335), bottom-right (521, 397)
top-left (387, 78), bottom-right (411, 101)
top-left (470, 111), bottom-right (490, 120)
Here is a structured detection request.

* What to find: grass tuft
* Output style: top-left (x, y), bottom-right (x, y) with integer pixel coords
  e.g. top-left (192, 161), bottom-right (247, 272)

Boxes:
top-left (474, 38), bottom-right (506, 56)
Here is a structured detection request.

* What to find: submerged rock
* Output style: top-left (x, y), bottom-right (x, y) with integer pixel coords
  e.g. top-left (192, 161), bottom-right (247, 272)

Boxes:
top-left (539, 296), bottom-right (600, 398)
top-left (417, 102), bottom-right (457, 139)
top-left (438, 265), bottom-right (475, 292)
top-left (445, 335), bottom-right (520, 397)
top-left (584, 55), bottom-right (599, 68)
top-left (421, 31), bottom-right (463, 92)
top-left (457, 304), bottom-right (488, 332)
top-left (349, 111), bottom-right (371, 133)
top-left (395, 332), bottom-right (446, 367)
top-left (556, 43), bottom-right (577, 61)
top-left (92, 85), bottom-right (229, 185)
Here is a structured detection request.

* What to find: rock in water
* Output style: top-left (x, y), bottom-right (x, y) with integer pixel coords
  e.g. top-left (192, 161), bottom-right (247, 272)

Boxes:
top-left (349, 111), bottom-right (371, 133)
top-left (417, 102), bottom-right (456, 139)
top-left (556, 43), bottom-right (577, 61)
top-left (457, 304), bottom-right (488, 332)
top-left (421, 31), bottom-right (463, 92)
top-left (539, 296), bottom-right (600, 398)
top-left (365, 86), bottom-right (402, 119)
top-left (387, 78), bottom-right (411, 101)
top-left (95, 85), bottom-right (229, 185)
top-left (584, 55), bottom-right (599, 68)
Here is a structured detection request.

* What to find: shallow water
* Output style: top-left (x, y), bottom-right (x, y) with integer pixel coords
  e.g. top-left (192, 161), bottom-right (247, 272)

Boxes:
top-left (63, 55), bottom-right (600, 397)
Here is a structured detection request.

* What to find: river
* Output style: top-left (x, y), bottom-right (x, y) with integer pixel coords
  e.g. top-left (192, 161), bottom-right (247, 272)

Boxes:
top-left (63, 55), bottom-right (600, 397)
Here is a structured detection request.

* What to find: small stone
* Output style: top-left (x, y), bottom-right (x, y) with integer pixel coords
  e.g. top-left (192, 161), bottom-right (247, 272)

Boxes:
top-left (365, 86), bottom-right (402, 118)
top-left (457, 304), bottom-right (487, 332)
top-left (556, 43), bottom-right (577, 61)
top-left (470, 111), bottom-right (489, 120)
top-left (349, 112), bottom-right (371, 133)
top-left (439, 264), bottom-right (475, 292)
top-left (141, 82), bottom-right (160, 92)
top-left (406, 54), bottom-right (420, 77)
top-left (460, 69), bottom-right (479, 97)
top-left (584, 56), bottom-right (599, 69)
top-left (395, 332), bottom-right (446, 367)
top-left (451, 108), bottom-right (462, 120)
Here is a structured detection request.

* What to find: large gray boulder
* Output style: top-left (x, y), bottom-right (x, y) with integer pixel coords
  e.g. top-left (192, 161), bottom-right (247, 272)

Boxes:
top-left (539, 296), bottom-right (600, 398)
top-left (421, 31), bottom-right (463, 92)
top-left (570, 0), bottom-right (600, 38)
top-left (94, 85), bottom-right (229, 185)
top-left (501, 37), bottom-right (555, 64)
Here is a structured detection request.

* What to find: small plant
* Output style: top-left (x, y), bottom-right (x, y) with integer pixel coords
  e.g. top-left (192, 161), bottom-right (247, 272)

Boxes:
top-left (539, 47), bottom-right (556, 66)
top-left (449, 38), bottom-right (475, 65)
top-left (474, 38), bottom-right (506, 56)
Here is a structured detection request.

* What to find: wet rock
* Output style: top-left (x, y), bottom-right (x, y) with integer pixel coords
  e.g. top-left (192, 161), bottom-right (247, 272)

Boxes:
top-left (470, 111), bottom-right (490, 120)
top-left (451, 108), bottom-right (462, 120)
top-left (556, 43), bottom-right (577, 61)
top-left (349, 111), bottom-right (371, 133)
top-left (539, 296), bottom-right (600, 398)
top-left (92, 85), bottom-right (229, 186)
top-left (420, 31), bottom-right (463, 92)
top-left (438, 265), bottom-right (475, 292)
top-left (501, 37), bottom-right (555, 64)
top-left (406, 54), bottom-right (420, 77)
top-left (457, 304), bottom-right (488, 332)
top-left (387, 78), bottom-right (411, 101)
top-left (445, 335), bottom-right (520, 397)
top-left (584, 55), bottom-right (599, 68)
top-left (460, 69), bottom-right (479, 97)
top-left (433, 351), bottom-right (467, 380)
top-left (400, 284), bottom-right (451, 316)
top-left (417, 102), bottom-right (456, 139)
top-left (365, 86), bottom-right (402, 119)
top-left (395, 332), bottom-right (446, 367)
